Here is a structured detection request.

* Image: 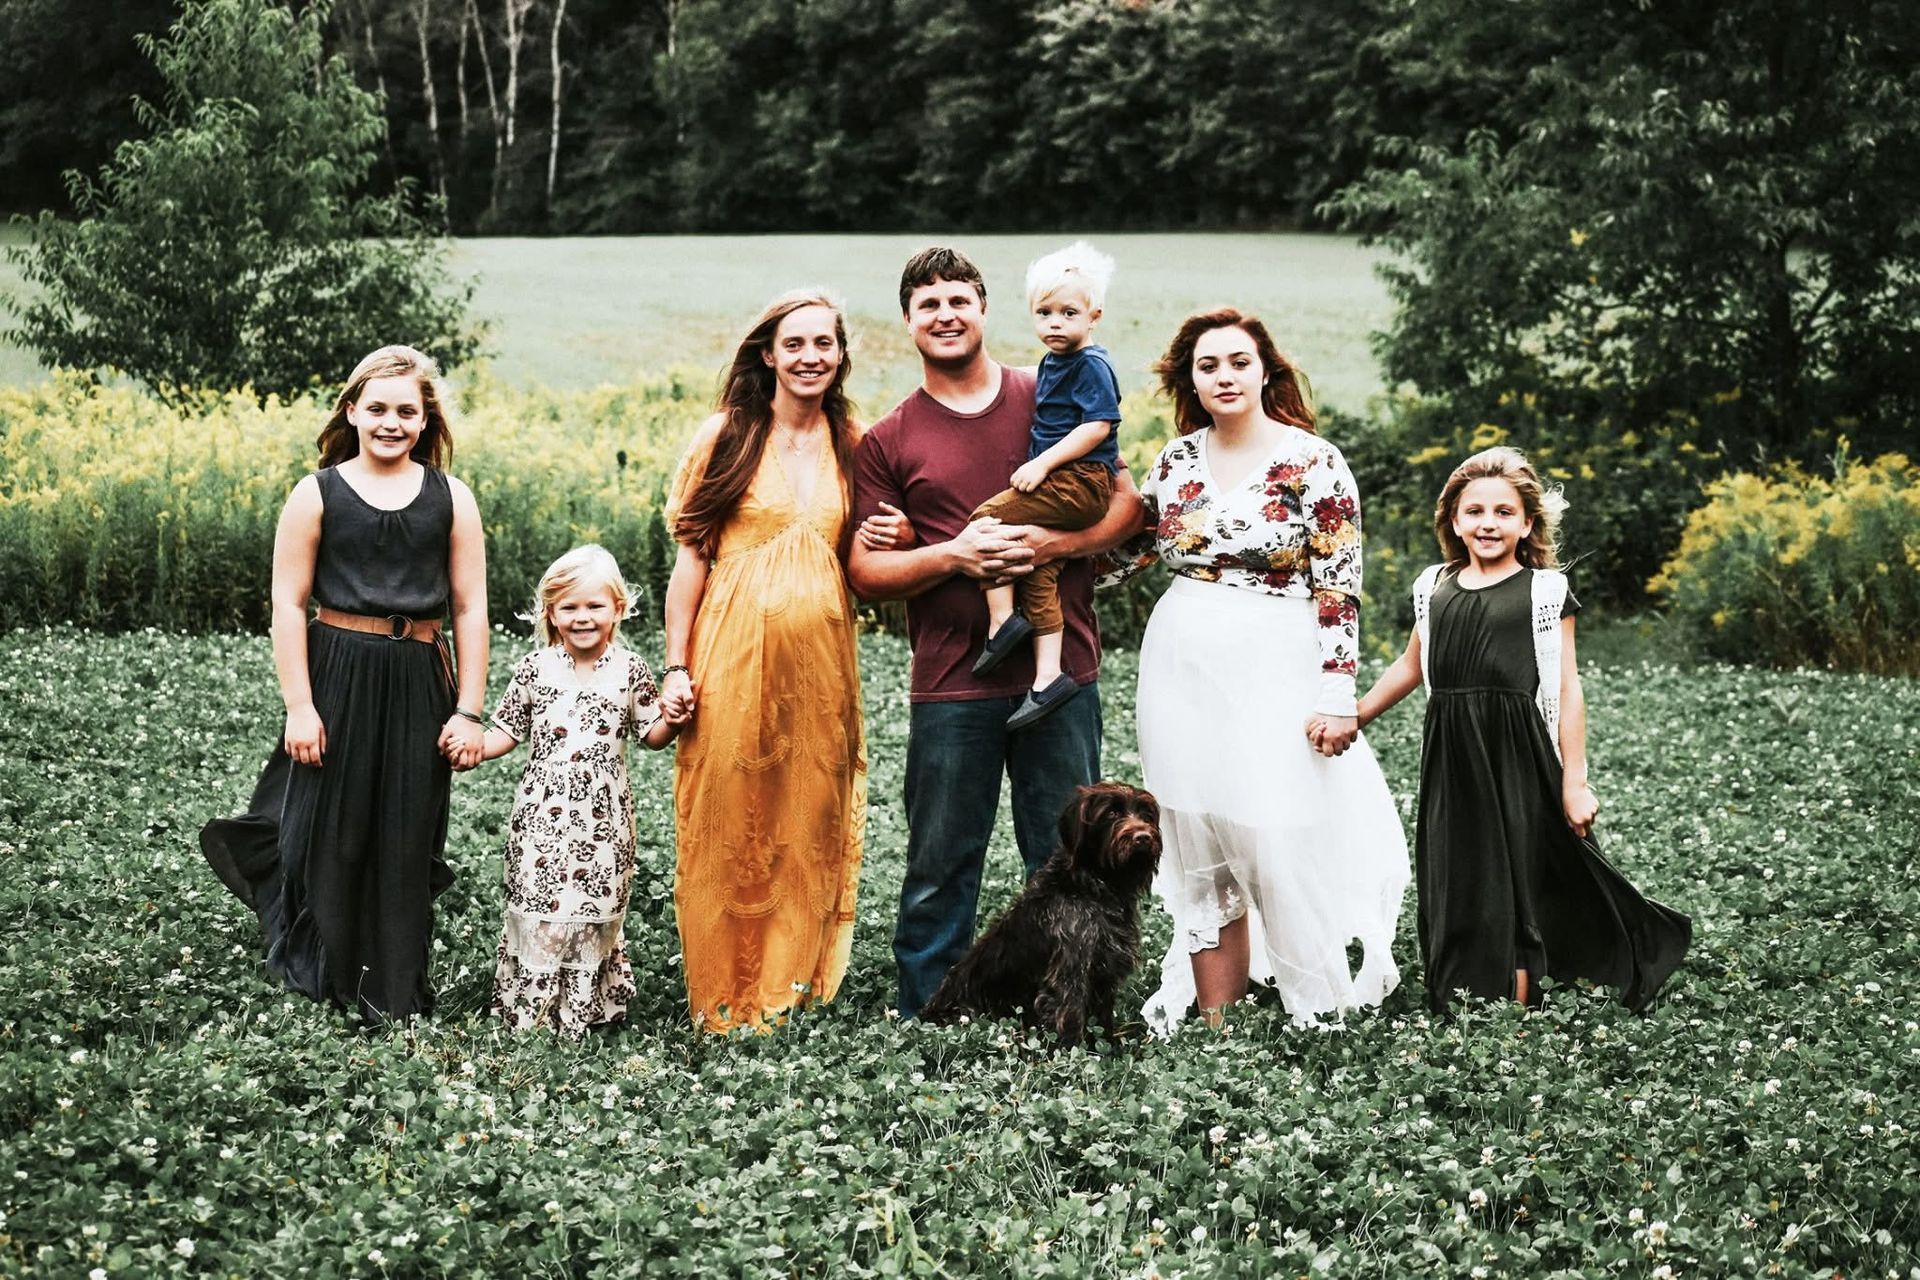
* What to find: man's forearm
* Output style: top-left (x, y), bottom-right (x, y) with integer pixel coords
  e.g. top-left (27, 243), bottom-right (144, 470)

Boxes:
top-left (848, 540), bottom-right (958, 603)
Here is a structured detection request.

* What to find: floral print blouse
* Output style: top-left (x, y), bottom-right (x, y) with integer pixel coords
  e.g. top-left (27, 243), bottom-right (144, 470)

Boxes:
top-left (1100, 425), bottom-right (1366, 713)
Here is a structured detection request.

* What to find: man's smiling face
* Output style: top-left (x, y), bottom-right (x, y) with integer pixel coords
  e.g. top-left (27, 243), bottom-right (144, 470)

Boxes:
top-left (904, 277), bottom-right (987, 367)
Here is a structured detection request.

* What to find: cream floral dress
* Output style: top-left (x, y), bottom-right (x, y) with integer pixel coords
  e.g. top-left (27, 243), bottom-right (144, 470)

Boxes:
top-left (490, 644), bottom-right (662, 1036)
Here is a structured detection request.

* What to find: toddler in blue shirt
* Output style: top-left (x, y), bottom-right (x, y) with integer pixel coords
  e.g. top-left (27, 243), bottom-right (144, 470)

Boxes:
top-left (970, 241), bottom-right (1123, 730)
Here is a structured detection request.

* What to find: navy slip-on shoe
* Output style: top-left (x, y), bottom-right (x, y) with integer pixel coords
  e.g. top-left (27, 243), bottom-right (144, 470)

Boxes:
top-left (971, 612), bottom-right (1035, 676)
top-left (1006, 674), bottom-right (1081, 732)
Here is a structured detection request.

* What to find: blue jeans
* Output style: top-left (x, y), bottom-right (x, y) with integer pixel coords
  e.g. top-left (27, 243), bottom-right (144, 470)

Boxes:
top-left (893, 684), bottom-right (1103, 1017)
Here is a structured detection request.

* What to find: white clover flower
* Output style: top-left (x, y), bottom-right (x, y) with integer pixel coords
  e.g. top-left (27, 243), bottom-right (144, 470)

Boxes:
top-left (1208, 1125), bottom-right (1227, 1145)
top-left (1468, 1188), bottom-right (1488, 1209)
top-left (1648, 1220), bottom-right (1669, 1245)
top-left (174, 1238), bottom-right (194, 1258)
top-left (1764, 1079), bottom-right (1781, 1096)
top-left (1628, 1207), bottom-right (1645, 1224)
top-left (1190, 1225), bottom-right (1206, 1242)
top-left (70, 1049), bottom-right (87, 1064)
top-left (90, 1270), bottom-right (107, 1280)
top-left (1652, 1267), bottom-right (1674, 1280)
top-left (368, 1248), bottom-right (385, 1265)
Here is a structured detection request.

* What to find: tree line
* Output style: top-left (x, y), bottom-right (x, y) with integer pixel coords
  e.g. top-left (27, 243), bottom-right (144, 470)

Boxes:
top-left (3, 0), bottom-right (1475, 234)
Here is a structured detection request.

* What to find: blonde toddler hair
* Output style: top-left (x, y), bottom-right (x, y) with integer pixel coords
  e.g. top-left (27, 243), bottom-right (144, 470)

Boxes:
top-left (1025, 241), bottom-right (1116, 312)
top-left (531, 544), bottom-right (632, 645)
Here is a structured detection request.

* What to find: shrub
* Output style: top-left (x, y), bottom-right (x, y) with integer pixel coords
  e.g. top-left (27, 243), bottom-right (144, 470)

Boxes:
top-left (1649, 448), bottom-right (1920, 675)
top-left (1340, 395), bottom-right (1727, 621)
top-left (4, 0), bottom-right (480, 401)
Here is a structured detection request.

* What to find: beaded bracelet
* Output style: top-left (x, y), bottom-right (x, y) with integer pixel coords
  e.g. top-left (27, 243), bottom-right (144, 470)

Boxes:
top-left (663, 664), bottom-right (691, 679)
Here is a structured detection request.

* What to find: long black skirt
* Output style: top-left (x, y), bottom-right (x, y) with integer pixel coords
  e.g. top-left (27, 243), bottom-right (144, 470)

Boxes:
top-left (1415, 686), bottom-right (1690, 1013)
top-left (201, 622), bottom-right (455, 1023)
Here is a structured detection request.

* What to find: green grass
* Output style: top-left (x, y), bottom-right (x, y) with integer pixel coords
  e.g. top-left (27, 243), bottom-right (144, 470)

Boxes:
top-left (0, 228), bottom-right (1393, 410)
top-left (2, 628), bottom-right (1917, 1276)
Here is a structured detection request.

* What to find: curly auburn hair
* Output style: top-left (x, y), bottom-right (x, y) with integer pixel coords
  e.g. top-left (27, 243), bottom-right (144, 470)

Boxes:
top-left (1153, 308), bottom-right (1315, 436)
top-left (1432, 446), bottom-right (1565, 569)
top-left (314, 345), bottom-right (454, 469)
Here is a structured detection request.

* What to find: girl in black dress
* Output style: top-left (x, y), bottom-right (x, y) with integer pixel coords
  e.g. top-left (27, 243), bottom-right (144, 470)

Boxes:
top-left (201, 346), bottom-right (490, 1024)
top-left (1351, 447), bottom-right (1689, 1012)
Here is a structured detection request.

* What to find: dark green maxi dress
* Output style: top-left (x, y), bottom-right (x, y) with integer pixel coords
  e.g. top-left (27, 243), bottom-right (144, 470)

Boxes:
top-left (200, 466), bottom-right (457, 1023)
top-left (1417, 568), bottom-right (1689, 1012)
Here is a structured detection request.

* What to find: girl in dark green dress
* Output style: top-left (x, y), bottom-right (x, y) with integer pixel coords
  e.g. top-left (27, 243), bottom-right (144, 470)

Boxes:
top-left (1353, 447), bottom-right (1689, 1012)
top-left (201, 346), bottom-right (491, 1024)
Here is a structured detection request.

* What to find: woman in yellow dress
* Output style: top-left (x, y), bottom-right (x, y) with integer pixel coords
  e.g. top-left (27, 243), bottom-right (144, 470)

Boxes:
top-left (662, 290), bottom-right (894, 1032)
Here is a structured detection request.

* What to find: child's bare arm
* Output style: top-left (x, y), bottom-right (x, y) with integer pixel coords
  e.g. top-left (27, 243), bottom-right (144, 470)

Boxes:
top-left (479, 728), bottom-right (519, 762)
top-left (1356, 628), bottom-right (1424, 731)
top-left (1012, 420), bottom-right (1112, 492)
top-left (271, 478), bottom-right (326, 765)
top-left (1557, 617), bottom-right (1598, 836)
top-left (639, 716), bottom-right (679, 749)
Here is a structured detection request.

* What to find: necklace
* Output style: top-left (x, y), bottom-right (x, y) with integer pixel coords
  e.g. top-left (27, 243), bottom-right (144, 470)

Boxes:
top-left (771, 421), bottom-right (822, 455)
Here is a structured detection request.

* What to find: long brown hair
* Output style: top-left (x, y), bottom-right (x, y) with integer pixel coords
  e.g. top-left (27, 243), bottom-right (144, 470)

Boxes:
top-left (1153, 307), bottom-right (1315, 436)
top-left (1433, 446), bottom-right (1564, 569)
top-left (315, 345), bottom-right (454, 469)
top-left (673, 290), bottom-right (857, 558)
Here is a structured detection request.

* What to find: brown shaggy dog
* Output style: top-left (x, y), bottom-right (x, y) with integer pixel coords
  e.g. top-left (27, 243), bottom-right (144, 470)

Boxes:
top-left (919, 783), bottom-right (1162, 1046)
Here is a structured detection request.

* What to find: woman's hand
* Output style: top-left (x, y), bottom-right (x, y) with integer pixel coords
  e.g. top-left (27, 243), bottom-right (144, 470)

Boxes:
top-left (662, 668), bottom-right (697, 722)
top-left (1306, 714), bottom-right (1358, 757)
top-left (284, 703), bottom-right (326, 767)
top-left (439, 715), bottom-right (485, 771)
top-left (1563, 781), bottom-right (1598, 837)
top-left (859, 501), bottom-right (916, 551)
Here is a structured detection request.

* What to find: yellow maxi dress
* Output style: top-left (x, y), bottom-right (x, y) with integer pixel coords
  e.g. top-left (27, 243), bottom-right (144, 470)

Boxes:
top-left (667, 434), bottom-right (868, 1032)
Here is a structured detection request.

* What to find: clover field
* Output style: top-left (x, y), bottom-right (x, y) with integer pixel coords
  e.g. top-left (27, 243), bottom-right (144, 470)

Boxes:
top-left (1, 629), bottom-right (1917, 1278)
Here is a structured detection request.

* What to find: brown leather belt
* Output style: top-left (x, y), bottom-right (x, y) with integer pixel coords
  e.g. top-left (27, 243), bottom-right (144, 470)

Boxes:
top-left (315, 606), bottom-right (444, 643)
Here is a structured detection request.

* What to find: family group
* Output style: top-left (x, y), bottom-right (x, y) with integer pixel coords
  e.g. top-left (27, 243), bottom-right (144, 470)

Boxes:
top-left (199, 243), bottom-right (1690, 1039)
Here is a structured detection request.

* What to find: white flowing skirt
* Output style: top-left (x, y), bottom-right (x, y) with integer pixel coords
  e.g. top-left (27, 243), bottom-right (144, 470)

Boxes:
top-left (1138, 577), bottom-right (1409, 1029)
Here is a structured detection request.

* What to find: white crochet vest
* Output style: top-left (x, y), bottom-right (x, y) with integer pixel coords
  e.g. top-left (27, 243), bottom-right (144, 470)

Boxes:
top-left (1412, 564), bottom-right (1568, 761)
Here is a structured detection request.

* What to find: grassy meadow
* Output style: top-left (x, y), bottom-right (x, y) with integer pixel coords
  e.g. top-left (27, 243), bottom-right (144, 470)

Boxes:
top-left (0, 227), bottom-right (1393, 411)
top-left (2, 628), bottom-right (1918, 1277)
top-left (5, 225), bottom-right (1918, 1276)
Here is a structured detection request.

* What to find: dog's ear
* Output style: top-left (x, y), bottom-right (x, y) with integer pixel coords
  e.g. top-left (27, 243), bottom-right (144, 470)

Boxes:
top-left (1057, 785), bottom-right (1100, 852)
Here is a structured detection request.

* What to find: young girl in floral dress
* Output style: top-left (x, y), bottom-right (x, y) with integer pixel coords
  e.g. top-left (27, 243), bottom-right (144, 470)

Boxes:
top-left (1352, 447), bottom-right (1690, 1012)
top-left (475, 545), bottom-right (684, 1036)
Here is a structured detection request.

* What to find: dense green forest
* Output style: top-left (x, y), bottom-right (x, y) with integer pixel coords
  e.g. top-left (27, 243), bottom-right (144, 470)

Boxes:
top-left (1, 0), bottom-right (1469, 233)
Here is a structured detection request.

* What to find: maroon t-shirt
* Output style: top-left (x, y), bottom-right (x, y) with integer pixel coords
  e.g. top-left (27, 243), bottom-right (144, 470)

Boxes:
top-left (853, 364), bottom-right (1104, 703)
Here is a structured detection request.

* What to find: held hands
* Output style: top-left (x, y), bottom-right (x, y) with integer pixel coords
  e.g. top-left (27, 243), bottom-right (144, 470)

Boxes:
top-left (950, 517), bottom-right (1034, 583)
top-left (438, 715), bottom-right (485, 771)
top-left (284, 704), bottom-right (327, 767)
top-left (858, 501), bottom-right (916, 551)
top-left (1563, 781), bottom-right (1599, 837)
top-left (1303, 714), bottom-right (1359, 758)
top-left (661, 668), bottom-right (697, 724)
top-left (1010, 460), bottom-right (1051, 494)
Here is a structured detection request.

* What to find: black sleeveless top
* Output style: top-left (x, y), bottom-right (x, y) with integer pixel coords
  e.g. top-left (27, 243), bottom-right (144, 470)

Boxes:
top-left (313, 465), bottom-right (453, 619)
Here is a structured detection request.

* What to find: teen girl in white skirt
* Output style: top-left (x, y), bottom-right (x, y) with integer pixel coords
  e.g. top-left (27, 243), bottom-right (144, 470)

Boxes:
top-left (1102, 308), bottom-right (1408, 1029)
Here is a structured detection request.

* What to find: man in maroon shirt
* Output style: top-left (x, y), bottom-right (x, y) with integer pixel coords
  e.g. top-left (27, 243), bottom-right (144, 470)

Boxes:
top-left (849, 247), bottom-right (1145, 1017)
